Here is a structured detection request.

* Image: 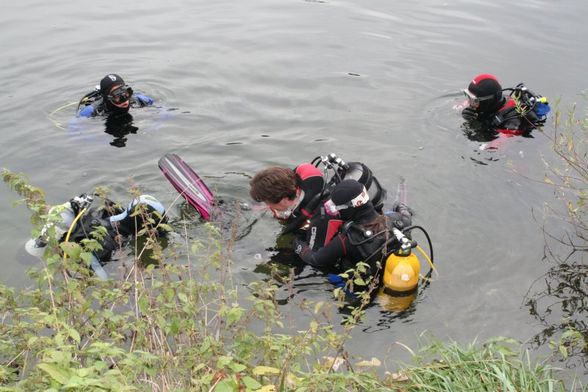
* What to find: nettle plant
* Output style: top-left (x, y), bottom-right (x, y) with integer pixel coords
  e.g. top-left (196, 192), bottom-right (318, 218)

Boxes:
top-left (3, 170), bottom-right (574, 391)
top-left (0, 170), bottom-right (392, 391)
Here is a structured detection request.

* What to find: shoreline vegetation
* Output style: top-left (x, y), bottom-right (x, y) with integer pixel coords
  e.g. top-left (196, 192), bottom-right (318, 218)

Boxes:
top-left (1, 101), bottom-right (587, 391)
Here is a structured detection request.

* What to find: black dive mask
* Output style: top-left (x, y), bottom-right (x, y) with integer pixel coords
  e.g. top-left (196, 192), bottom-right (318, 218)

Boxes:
top-left (107, 85), bottom-right (133, 105)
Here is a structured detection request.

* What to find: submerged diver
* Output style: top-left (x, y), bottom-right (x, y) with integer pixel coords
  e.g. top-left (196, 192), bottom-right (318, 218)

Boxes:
top-left (249, 153), bottom-right (387, 235)
top-left (460, 74), bottom-right (550, 143)
top-left (293, 179), bottom-right (413, 290)
top-left (76, 74), bottom-right (154, 147)
top-left (26, 193), bottom-right (167, 279)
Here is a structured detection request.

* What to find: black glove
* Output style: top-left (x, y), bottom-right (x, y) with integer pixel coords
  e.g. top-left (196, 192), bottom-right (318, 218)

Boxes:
top-left (462, 107), bottom-right (478, 121)
top-left (391, 201), bottom-right (413, 216)
top-left (387, 202), bottom-right (413, 229)
top-left (293, 235), bottom-right (307, 255)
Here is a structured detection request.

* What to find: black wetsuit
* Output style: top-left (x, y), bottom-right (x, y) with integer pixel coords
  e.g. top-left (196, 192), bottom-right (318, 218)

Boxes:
top-left (293, 204), bottom-right (412, 274)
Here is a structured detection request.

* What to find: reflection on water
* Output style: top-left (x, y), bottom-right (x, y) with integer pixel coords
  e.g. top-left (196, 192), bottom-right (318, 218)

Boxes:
top-left (104, 113), bottom-right (139, 148)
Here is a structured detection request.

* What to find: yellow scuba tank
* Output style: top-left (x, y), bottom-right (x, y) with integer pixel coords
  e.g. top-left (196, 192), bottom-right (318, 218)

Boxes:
top-left (382, 252), bottom-right (420, 293)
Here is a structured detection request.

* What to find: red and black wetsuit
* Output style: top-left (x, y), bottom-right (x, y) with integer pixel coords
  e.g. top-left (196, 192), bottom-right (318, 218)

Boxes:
top-left (462, 96), bottom-right (542, 144)
top-left (280, 163), bottom-right (326, 233)
top-left (284, 161), bottom-right (388, 233)
top-left (492, 97), bottom-right (539, 135)
top-left (294, 163), bottom-right (325, 219)
top-left (293, 221), bottom-right (391, 285)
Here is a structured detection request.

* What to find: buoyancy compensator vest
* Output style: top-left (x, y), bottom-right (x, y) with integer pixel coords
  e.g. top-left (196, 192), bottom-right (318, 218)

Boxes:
top-left (65, 197), bottom-right (124, 263)
top-left (340, 221), bottom-right (390, 277)
top-left (493, 83), bottom-right (550, 130)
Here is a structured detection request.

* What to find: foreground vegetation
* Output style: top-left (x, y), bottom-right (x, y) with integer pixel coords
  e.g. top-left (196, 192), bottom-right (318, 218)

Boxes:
top-left (1, 170), bottom-right (581, 391)
top-left (523, 97), bottom-right (588, 371)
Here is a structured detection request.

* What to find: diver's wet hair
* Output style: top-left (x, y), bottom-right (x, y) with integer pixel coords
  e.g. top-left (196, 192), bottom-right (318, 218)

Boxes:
top-left (249, 167), bottom-right (297, 203)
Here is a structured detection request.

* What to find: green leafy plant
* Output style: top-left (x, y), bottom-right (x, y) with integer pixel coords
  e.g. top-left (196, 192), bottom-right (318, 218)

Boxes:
top-left (1, 170), bottom-right (580, 391)
top-left (525, 96), bottom-right (588, 369)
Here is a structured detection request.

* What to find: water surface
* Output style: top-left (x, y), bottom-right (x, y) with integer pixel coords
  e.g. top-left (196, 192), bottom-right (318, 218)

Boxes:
top-left (2, 0), bottom-right (587, 373)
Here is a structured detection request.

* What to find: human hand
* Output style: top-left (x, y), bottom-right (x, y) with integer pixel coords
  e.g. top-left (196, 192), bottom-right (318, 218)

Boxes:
top-left (78, 105), bottom-right (95, 118)
top-left (462, 107), bottom-right (478, 121)
top-left (293, 236), bottom-right (307, 255)
top-left (386, 202), bottom-right (413, 229)
top-left (135, 94), bottom-right (154, 106)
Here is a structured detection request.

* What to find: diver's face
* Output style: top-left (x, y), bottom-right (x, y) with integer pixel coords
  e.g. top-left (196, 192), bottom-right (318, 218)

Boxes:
top-left (464, 88), bottom-right (497, 111)
top-left (266, 190), bottom-right (301, 220)
top-left (107, 84), bottom-right (131, 109)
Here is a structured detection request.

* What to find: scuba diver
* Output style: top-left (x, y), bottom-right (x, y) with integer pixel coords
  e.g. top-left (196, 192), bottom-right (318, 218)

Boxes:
top-left (292, 179), bottom-right (412, 276)
top-left (292, 179), bottom-right (434, 312)
top-left (460, 74), bottom-right (550, 144)
top-left (76, 74), bottom-right (154, 147)
top-left (249, 153), bottom-right (387, 235)
top-left (26, 193), bottom-right (167, 279)
top-left (77, 74), bottom-right (154, 118)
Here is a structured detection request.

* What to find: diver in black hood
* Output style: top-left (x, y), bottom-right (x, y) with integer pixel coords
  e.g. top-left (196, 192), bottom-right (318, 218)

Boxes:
top-left (76, 74), bottom-right (154, 147)
top-left (77, 74), bottom-right (153, 118)
top-left (293, 179), bottom-right (412, 279)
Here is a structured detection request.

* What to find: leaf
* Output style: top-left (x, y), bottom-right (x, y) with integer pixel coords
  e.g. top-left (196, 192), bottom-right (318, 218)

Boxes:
top-left (167, 317), bottom-right (180, 336)
top-left (252, 366), bottom-right (280, 376)
top-left (313, 301), bottom-right (324, 314)
top-left (37, 363), bottom-right (70, 384)
top-left (355, 357), bottom-right (381, 368)
top-left (559, 344), bottom-right (568, 359)
top-left (157, 223), bottom-right (173, 232)
top-left (65, 326), bottom-right (81, 344)
top-left (216, 356), bottom-right (232, 369)
top-left (229, 362), bottom-right (247, 373)
top-left (60, 242), bottom-right (81, 260)
top-left (226, 306), bottom-right (244, 327)
top-left (177, 292), bottom-right (188, 303)
top-left (215, 378), bottom-right (237, 392)
top-left (242, 376), bottom-right (262, 390)
top-left (259, 386), bottom-right (277, 392)
top-left (138, 296), bottom-right (149, 314)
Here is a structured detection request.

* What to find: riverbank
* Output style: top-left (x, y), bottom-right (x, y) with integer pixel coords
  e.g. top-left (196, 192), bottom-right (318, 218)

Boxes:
top-left (0, 171), bottom-right (582, 391)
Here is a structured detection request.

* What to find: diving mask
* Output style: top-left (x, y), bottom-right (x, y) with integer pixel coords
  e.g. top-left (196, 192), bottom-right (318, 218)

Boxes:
top-left (270, 191), bottom-right (304, 220)
top-left (463, 89), bottom-right (495, 107)
top-left (323, 187), bottom-right (370, 216)
top-left (107, 85), bottom-right (133, 104)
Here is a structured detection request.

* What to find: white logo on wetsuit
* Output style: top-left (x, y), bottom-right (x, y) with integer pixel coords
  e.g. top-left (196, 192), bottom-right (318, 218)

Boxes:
top-left (295, 244), bottom-right (303, 254)
top-left (308, 226), bottom-right (317, 249)
top-left (108, 75), bottom-right (117, 81)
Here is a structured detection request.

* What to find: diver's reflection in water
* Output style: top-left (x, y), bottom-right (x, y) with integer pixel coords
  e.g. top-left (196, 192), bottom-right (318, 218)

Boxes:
top-left (361, 291), bottom-right (419, 333)
top-left (461, 120), bottom-right (500, 143)
top-left (104, 113), bottom-right (138, 148)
